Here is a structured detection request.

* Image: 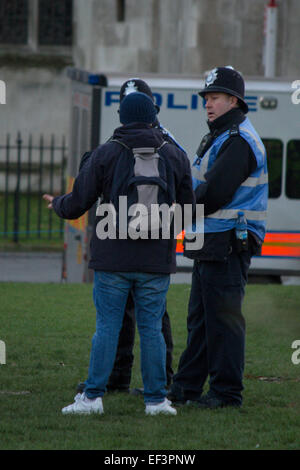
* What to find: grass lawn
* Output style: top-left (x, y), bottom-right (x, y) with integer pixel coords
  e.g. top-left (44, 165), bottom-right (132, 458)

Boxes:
top-left (0, 282), bottom-right (299, 451)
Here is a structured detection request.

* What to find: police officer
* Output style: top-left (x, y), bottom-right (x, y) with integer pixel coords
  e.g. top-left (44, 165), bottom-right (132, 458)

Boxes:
top-left (168, 66), bottom-right (268, 408)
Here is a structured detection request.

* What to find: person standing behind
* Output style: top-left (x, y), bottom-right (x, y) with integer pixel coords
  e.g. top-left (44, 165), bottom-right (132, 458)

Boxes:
top-left (168, 66), bottom-right (268, 409)
top-left (44, 91), bottom-right (195, 416)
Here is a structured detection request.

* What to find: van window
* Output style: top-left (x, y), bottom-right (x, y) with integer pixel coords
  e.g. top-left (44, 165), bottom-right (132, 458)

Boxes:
top-left (286, 140), bottom-right (300, 199)
top-left (262, 139), bottom-right (283, 198)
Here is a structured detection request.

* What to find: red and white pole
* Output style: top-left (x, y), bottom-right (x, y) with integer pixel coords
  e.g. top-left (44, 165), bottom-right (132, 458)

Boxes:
top-left (264, 0), bottom-right (278, 77)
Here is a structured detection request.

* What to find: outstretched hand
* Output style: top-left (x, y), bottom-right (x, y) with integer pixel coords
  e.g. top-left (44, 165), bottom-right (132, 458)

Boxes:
top-left (43, 194), bottom-right (54, 209)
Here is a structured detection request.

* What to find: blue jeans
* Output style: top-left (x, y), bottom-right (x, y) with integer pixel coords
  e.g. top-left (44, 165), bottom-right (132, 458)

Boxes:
top-left (84, 271), bottom-right (170, 404)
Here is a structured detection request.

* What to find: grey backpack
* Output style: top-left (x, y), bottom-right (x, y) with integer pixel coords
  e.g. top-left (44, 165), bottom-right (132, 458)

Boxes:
top-left (109, 139), bottom-right (176, 237)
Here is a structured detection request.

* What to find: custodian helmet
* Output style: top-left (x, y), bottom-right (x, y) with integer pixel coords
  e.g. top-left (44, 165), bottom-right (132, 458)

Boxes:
top-left (199, 66), bottom-right (248, 113)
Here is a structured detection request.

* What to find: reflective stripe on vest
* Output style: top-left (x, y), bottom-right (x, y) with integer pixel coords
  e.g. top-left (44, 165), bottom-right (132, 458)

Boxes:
top-left (206, 208), bottom-right (267, 221)
top-left (189, 117), bottom-right (268, 242)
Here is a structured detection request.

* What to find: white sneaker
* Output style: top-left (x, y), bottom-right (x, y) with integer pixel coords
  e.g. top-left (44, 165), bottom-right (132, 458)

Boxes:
top-left (145, 398), bottom-right (177, 416)
top-left (62, 393), bottom-right (104, 415)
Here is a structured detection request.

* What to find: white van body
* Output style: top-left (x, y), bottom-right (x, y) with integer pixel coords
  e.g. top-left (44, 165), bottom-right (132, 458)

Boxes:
top-left (65, 69), bottom-right (300, 282)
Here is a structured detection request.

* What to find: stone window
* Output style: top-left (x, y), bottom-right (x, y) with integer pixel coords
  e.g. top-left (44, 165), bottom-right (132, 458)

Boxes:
top-left (0, 0), bottom-right (29, 44)
top-left (38, 0), bottom-right (72, 46)
top-left (0, 0), bottom-right (72, 48)
top-left (116, 0), bottom-right (126, 22)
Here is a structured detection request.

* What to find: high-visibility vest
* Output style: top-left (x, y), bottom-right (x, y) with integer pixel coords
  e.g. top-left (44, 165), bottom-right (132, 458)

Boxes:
top-left (190, 117), bottom-right (268, 241)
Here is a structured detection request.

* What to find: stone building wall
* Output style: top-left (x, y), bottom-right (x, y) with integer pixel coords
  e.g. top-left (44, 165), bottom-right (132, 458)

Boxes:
top-left (73, 0), bottom-right (300, 78)
top-left (0, 0), bottom-right (299, 148)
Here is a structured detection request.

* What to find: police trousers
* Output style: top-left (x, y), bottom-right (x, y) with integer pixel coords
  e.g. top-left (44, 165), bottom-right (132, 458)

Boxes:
top-left (173, 249), bottom-right (251, 405)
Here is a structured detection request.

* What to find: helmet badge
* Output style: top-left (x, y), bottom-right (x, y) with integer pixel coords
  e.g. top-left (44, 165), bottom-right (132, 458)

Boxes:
top-left (124, 80), bottom-right (138, 96)
top-left (205, 68), bottom-right (218, 87)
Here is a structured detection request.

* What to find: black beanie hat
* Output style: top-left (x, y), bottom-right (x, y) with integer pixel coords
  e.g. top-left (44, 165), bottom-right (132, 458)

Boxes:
top-left (119, 92), bottom-right (158, 125)
top-left (199, 66), bottom-right (248, 113)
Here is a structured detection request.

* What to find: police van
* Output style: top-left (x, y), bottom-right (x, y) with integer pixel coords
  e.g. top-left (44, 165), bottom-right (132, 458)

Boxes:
top-left (63, 67), bottom-right (300, 283)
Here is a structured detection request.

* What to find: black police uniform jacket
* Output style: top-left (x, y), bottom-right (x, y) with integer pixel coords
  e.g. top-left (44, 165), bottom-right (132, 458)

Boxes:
top-left (184, 108), bottom-right (262, 261)
top-left (52, 123), bottom-right (195, 274)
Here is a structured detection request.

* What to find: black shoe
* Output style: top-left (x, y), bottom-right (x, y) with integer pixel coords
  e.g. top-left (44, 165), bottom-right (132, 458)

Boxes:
top-left (130, 387), bottom-right (144, 396)
top-left (106, 385), bottom-right (130, 393)
top-left (188, 393), bottom-right (241, 409)
top-left (76, 382), bottom-right (85, 394)
top-left (167, 383), bottom-right (187, 405)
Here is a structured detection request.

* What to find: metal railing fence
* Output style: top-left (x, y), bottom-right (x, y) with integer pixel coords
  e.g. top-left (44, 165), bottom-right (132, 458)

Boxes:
top-left (0, 132), bottom-right (67, 243)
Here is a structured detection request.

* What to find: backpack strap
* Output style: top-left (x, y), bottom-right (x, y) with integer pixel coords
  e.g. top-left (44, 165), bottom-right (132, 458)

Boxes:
top-left (109, 138), bottom-right (131, 150)
top-left (110, 139), bottom-right (168, 153)
top-left (157, 141), bottom-right (168, 151)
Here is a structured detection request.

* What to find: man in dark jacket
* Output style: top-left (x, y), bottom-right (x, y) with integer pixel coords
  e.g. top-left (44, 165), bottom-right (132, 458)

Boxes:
top-left (168, 66), bottom-right (268, 409)
top-left (44, 91), bottom-right (194, 415)
top-left (103, 78), bottom-right (181, 394)
top-left (76, 79), bottom-right (184, 395)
